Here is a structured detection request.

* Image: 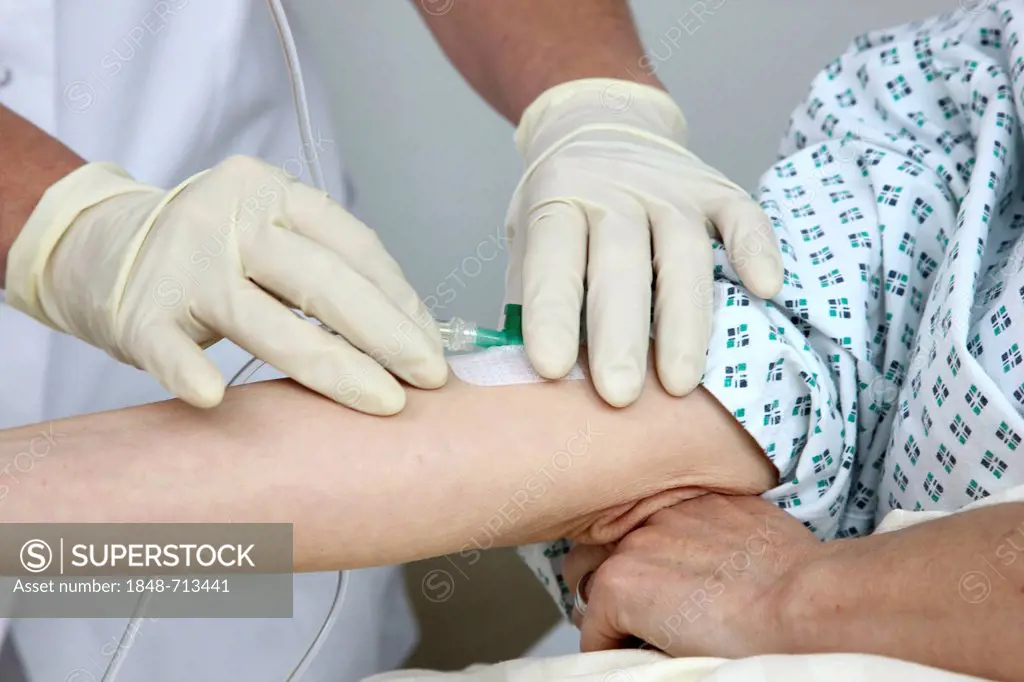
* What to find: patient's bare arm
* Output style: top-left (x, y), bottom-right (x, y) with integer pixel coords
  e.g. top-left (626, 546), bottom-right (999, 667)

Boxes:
top-left (0, 360), bottom-right (775, 573)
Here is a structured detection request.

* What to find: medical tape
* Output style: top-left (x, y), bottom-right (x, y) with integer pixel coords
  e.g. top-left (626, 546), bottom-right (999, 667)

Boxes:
top-left (446, 345), bottom-right (587, 386)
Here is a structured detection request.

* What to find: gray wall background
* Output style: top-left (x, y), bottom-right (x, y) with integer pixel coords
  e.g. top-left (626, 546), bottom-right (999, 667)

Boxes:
top-left (297, 0), bottom-right (959, 327)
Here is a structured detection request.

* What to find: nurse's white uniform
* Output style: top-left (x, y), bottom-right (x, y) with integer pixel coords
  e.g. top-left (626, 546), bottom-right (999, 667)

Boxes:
top-left (0, 1), bottom-right (417, 680)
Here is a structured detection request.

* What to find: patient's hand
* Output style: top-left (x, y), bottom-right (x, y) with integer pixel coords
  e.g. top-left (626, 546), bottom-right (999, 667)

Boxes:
top-left (563, 494), bottom-right (823, 656)
top-left (566, 486), bottom-right (713, 545)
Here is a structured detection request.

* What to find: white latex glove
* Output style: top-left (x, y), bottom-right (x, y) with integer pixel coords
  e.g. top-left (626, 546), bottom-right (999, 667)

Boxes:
top-left (504, 78), bottom-right (784, 407)
top-left (5, 156), bottom-right (447, 415)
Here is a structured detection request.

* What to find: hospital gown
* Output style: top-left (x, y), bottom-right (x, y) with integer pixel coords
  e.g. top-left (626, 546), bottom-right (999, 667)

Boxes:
top-left (519, 1), bottom-right (1024, 616)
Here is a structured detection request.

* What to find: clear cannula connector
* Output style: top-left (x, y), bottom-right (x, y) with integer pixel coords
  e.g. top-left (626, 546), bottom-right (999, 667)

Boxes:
top-left (438, 317), bottom-right (479, 352)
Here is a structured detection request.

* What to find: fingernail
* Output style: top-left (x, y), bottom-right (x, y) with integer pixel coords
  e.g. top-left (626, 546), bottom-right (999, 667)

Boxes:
top-left (362, 375), bottom-right (408, 415)
top-left (663, 354), bottom-right (704, 396)
top-left (527, 322), bottom-right (580, 379)
top-left (595, 356), bottom-right (643, 407)
top-left (407, 350), bottom-right (449, 389)
top-left (745, 251), bottom-right (784, 299)
top-left (367, 386), bottom-right (407, 416)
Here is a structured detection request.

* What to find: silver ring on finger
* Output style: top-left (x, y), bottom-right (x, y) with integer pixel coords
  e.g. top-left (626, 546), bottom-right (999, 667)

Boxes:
top-left (574, 571), bottom-right (594, 616)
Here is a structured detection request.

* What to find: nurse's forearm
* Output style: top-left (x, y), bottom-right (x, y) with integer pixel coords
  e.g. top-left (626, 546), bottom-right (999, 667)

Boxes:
top-left (0, 104), bottom-right (85, 282)
top-left (0, 372), bottom-right (774, 573)
top-left (413, 0), bottom-right (662, 122)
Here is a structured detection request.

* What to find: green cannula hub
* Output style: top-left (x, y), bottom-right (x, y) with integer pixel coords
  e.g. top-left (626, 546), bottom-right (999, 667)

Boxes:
top-left (470, 304), bottom-right (523, 348)
top-left (501, 303), bottom-right (523, 344)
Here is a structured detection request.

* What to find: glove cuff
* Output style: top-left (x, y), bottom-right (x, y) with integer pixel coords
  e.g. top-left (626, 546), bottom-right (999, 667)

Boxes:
top-left (514, 78), bottom-right (689, 165)
top-left (5, 162), bottom-right (154, 330)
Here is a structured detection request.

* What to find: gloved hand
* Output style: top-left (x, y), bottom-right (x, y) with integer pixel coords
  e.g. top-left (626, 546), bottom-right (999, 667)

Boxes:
top-left (504, 78), bottom-right (784, 407)
top-left (5, 156), bottom-right (447, 415)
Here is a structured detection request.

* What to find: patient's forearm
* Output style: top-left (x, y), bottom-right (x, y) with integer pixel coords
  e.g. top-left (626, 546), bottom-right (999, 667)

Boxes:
top-left (0, 371), bottom-right (774, 573)
top-left (786, 502), bottom-right (1024, 681)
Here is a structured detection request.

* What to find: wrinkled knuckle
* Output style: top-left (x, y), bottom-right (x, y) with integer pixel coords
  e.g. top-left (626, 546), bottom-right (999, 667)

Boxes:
top-left (615, 526), bottom-right (663, 555)
top-left (591, 555), bottom-right (635, 598)
top-left (702, 492), bottom-right (733, 507)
